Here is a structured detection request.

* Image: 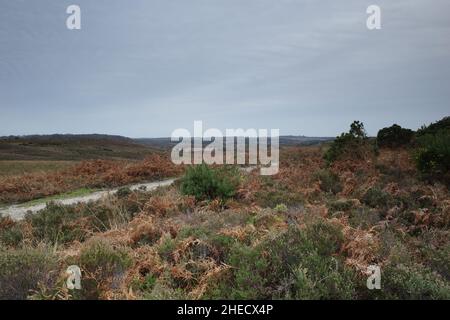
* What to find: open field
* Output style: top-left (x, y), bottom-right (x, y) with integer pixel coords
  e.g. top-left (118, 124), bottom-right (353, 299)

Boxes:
top-left (0, 118), bottom-right (448, 300)
top-left (0, 160), bottom-right (77, 177)
top-left (1, 143), bottom-right (449, 300)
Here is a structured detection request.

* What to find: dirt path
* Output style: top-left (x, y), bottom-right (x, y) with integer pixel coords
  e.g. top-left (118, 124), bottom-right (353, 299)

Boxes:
top-left (0, 178), bottom-right (176, 221)
top-left (0, 166), bottom-right (257, 221)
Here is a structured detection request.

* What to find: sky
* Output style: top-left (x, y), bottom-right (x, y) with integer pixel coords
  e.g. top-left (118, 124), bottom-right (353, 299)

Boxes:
top-left (0, 0), bottom-right (449, 137)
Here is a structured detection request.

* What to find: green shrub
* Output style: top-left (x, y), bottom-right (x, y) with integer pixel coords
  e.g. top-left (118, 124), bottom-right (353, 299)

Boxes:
top-left (180, 164), bottom-right (240, 201)
top-left (136, 274), bottom-right (157, 293)
top-left (415, 130), bottom-right (450, 185)
top-left (0, 217), bottom-right (24, 247)
top-left (274, 203), bottom-right (288, 213)
top-left (27, 203), bottom-right (86, 245)
top-left (207, 221), bottom-right (357, 299)
top-left (157, 236), bottom-right (178, 262)
top-left (314, 169), bottom-right (342, 194)
top-left (422, 244), bottom-right (450, 281)
top-left (254, 178), bottom-right (303, 207)
top-left (328, 199), bottom-right (357, 212)
top-left (377, 124), bottom-right (414, 148)
top-left (75, 239), bottom-right (132, 299)
top-left (27, 201), bottom-right (133, 245)
top-left (79, 239), bottom-right (131, 278)
top-left (324, 121), bottom-right (372, 164)
top-left (362, 187), bottom-right (391, 208)
top-left (347, 207), bottom-right (381, 229)
top-left (116, 187), bottom-right (132, 199)
top-left (417, 116), bottom-right (450, 137)
top-left (0, 247), bottom-right (58, 300)
top-left (380, 263), bottom-right (450, 299)
top-left (303, 220), bottom-right (344, 256)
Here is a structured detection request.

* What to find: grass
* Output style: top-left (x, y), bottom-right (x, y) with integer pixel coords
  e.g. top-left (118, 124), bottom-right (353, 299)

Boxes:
top-left (0, 160), bottom-right (76, 177)
top-left (1, 139), bottom-right (449, 300)
top-left (0, 153), bottom-right (182, 205)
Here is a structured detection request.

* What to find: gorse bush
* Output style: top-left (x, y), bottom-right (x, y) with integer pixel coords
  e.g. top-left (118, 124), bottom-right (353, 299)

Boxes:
top-left (377, 124), bottom-right (415, 148)
top-left (79, 239), bottom-right (131, 278)
top-left (75, 239), bottom-right (132, 299)
top-left (27, 203), bottom-right (87, 245)
top-left (0, 217), bottom-right (23, 247)
top-left (207, 221), bottom-right (358, 299)
top-left (314, 169), bottom-right (342, 194)
top-left (324, 121), bottom-right (373, 164)
top-left (415, 130), bottom-right (450, 185)
top-left (0, 246), bottom-right (58, 300)
top-left (180, 164), bottom-right (240, 201)
top-left (362, 187), bottom-right (392, 209)
top-left (417, 116), bottom-right (450, 137)
top-left (378, 263), bottom-right (450, 300)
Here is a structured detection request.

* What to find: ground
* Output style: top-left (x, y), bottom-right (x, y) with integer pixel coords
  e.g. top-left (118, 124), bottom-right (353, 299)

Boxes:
top-left (0, 145), bottom-right (448, 300)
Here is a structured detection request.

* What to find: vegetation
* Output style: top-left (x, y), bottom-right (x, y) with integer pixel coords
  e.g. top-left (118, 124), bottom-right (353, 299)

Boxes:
top-left (0, 160), bottom-right (76, 177)
top-left (0, 154), bottom-right (182, 205)
top-left (417, 116), bottom-right (450, 137)
top-left (0, 134), bottom-right (158, 161)
top-left (415, 125), bottom-right (450, 185)
top-left (180, 164), bottom-right (240, 201)
top-left (0, 246), bottom-right (58, 300)
top-left (377, 124), bottom-right (414, 148)
top-left (324, 121), bottom-right (374, 164)
top-left (314, 169), bottom-right (342, 194)
top-left (0, 118), bottom-right (449, 300)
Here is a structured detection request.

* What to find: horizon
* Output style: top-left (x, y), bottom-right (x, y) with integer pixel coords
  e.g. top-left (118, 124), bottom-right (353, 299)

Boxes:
top-left (0, 116), bottom-right (445, 139)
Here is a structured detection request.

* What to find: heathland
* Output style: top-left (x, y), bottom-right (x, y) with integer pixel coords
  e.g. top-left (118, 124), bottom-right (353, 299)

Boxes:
top-left (0, 118), bottom-right (449, 300)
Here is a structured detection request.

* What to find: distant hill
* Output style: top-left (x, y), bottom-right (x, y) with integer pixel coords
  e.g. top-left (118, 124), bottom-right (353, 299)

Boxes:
top-left (0, 134), bottom-right (334, 161)
top-left (135, 136), bottom-right (334, 150)
top-left (0, 134), bottom-right (159, 161)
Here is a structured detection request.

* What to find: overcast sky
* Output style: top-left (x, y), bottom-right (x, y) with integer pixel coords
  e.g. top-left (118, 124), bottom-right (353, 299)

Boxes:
top-left (0, 0), bottom-right (449, 137)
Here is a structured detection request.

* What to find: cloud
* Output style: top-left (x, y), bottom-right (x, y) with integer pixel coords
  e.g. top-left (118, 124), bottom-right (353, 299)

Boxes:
top-left (0, 0), bottom-right (449, 137)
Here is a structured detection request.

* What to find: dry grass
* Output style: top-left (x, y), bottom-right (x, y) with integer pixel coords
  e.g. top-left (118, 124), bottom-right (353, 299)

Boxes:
top-left (0, 154), bottom-right (183, 205)
top-left (1, 145), bottom-right (449, 300)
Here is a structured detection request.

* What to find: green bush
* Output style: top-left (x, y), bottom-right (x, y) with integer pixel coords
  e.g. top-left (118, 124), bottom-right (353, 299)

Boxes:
top-left (415, 130), bottom-right (450, 185)
top-left (324, 121), bottom-right (371, 164)
top-left (422, 244), bottom-right (450, 281)
top-left (380, 263), bottom-right (450, 299)
top-left (116, 187), bottom-right (132, 199)
top-left (347, 207), bottom-right (381, 229)
top-left (314, 169), bottom-right (342, 194)
top-left (0, 247), bottom-right (58, 300)
top-left (254, 177), bottom-right (304, 207)
top-left (27, 201), bottom-right (133, 245)
top-left (0, 217), bottom-right (24, 247)
top-left (180, 164), bottom-right (240, 201)
top-left (75, 239), bottom-right (132, 299)
top-left (207, 221), bottom-right (357, 299)
top-left (27, 203), bottom-right (87, 245)
top-left (362, 187), bottom-right (391, 209)
top-left (79, 239), bottom-right (131, 278)
top-left (377, 124), bottom-right (414, 148)
top-left (417, 116), bottom-right (450, 137)
top-left (274, 203), bottom-right (288, 213)
top-left (328, 199), bottom-right (357, 212)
